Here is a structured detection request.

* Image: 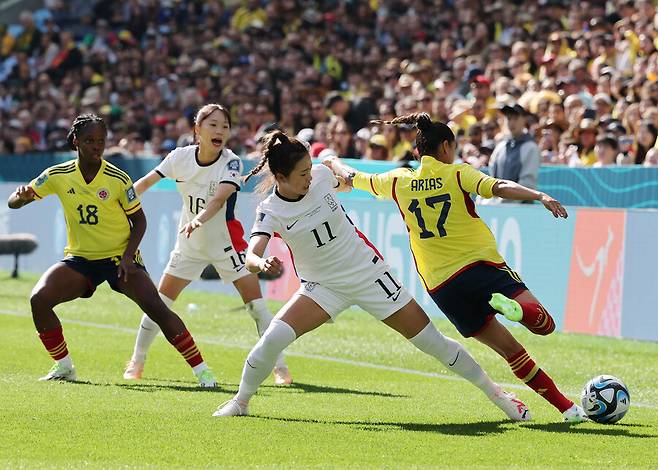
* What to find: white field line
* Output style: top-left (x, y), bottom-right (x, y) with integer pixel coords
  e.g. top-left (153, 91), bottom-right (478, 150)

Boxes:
top-left (2, 308), bottom-right (657, 411)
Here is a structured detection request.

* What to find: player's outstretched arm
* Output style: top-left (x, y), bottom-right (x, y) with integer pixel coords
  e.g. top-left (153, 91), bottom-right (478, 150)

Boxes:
top-left (7, 185), bottom-right (36, 209)
top-left (322, 156), bottom-right (358, 187)
top-left (492, 180), bottom-right (568, 218)
top-left (180, 183), bottom-right (237, 238)
top-left (246, 234), bottom-right (282, 276)
top-left (134, 170), bottom-right (163, 195)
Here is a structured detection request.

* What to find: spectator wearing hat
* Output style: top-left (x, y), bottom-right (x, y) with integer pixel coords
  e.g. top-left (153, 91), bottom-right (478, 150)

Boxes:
top-left (489, 104), bottom-right (540, 196)
top-left (365, 134), bottom-right (389, 161)
top-left (575, 118), bottom-right (599, 166)
top-left (594, 134), bottom-right (620, 167)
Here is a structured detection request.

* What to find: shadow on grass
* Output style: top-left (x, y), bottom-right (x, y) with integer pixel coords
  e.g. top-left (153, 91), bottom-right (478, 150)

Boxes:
top-left (68, 379), bottom-right (232, 393)
top-left (253, 415), bottom-right (511, 436)
top-left (260, 381), bottom-right (409, 398)
top-left (520, 422), bottom-right (657, 438)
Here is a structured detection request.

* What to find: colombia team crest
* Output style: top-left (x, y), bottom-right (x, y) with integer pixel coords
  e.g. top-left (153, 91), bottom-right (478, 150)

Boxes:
top-left (97, 188), bottom-right (110, 201)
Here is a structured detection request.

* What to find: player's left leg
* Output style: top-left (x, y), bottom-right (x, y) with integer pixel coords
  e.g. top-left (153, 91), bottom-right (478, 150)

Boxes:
top-left (233, 273), bottom-right (291, 385)
top-left (117, 270), bottom-right (216, 387)
top-left (474, 318), bottom-right (586, 422)
top-left (382, 299), bottom-right (531, 421)
top-left (489, 289), bottom-right (556, 336)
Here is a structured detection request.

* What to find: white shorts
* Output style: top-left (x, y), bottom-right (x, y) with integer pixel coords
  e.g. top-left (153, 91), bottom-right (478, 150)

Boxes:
top-left (163, 248), bottom-right (251, 284)
top-left (296, 263), bottom-right (413, 321)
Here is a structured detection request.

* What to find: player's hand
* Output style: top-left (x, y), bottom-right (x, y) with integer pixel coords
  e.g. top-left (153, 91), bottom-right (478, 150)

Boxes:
top-left (259, 256), bottom-right (283, 276)
top-left (539, 193), bottom-right (568, 219)
top-left (117, 256), bottom-right (137, 282)
top-left (180, 219), bottom-right (203, 238)
top-left (322, 156), bottom-right (338, 170)
top-left (15, 185), bottom-right (36, 202)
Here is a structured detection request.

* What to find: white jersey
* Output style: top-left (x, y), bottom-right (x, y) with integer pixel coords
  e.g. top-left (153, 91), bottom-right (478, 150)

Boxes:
top-left (155, 145), bottom-right (247, 259)
top-left (252, 164), bottom-right (383, 286)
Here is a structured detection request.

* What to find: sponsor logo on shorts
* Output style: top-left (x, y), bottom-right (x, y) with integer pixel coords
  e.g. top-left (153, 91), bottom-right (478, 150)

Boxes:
top-left (304, 281), bottom-right (319, 292)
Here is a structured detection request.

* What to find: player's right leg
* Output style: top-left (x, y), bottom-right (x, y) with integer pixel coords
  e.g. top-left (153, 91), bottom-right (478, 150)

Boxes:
top-left (213, 293), bottom-right (330, 417)
top-left (124, 273), bottom-right (190, 380)
top-left (474, 318), bottom-right (587, 422)
top-left (381, 299), bottom-right (531, 421)
top-left (30, 261), bottom-right (91, 381)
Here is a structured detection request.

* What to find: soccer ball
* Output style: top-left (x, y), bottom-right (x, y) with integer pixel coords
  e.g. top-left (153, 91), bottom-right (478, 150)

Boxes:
top-left (581, 375), bottom-right (630, 424)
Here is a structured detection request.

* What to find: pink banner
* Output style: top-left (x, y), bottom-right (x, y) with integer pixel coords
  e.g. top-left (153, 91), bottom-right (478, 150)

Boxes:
top-left (564, 210), bottom-right (625, 337)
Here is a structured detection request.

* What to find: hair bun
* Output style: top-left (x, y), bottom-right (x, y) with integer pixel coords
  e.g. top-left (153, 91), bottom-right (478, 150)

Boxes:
top-left (416, 113), bottom-right (433, 132)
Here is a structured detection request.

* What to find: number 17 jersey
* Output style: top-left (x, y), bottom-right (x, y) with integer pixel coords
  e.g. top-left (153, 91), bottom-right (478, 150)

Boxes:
top-left (252, 164), bottom-right (383, 287)
top-left (353, 156), bottom-right (505, 292)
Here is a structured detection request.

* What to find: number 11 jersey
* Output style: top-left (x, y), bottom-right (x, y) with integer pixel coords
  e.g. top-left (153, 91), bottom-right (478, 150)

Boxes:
top-left (252, 164), bottom-right (383, 287)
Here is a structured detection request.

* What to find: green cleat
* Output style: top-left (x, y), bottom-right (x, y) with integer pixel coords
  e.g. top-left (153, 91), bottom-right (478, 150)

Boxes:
top-left (489, 293), bottom-right (523, 322)
top-left (197, 369), bottom-right (218, 388)
top-left (39, 363), bottom-right (77, 382)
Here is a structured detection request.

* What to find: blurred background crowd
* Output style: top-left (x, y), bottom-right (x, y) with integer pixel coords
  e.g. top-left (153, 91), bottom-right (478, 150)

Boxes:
top-left (2, 0), bottom-right (658, 170)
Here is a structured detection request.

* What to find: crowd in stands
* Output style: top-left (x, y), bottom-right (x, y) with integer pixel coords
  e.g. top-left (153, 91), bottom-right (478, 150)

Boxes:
top-left (2, 0), bottom-right (658, 169)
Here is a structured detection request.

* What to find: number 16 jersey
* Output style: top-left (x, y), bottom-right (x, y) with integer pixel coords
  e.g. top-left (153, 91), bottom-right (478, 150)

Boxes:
top-left (252, 164), bottom-right (383, 287)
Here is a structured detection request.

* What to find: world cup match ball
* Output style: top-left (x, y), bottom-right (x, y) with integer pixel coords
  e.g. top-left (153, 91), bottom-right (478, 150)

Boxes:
top-left (581, 375), bottom-right (630, 424)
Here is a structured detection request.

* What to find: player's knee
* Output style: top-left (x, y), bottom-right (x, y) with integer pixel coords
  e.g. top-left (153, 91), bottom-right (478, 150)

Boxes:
top-left (30, 289), bottom-right (55, 312)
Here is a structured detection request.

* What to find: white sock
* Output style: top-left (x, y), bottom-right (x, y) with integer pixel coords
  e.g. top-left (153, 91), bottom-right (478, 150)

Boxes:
top-left (245, 298), bottom-right (287, 369)
top-left (409, 322), bottom-right (499, 398)
top-left (192, 362), bottom-right (209, 376)
top-left (235, 319), bottom-right (296, 403)
top-left (130, 293), bottom-right (172, 363)
top-left (57, 354), bottom-right (73, 369)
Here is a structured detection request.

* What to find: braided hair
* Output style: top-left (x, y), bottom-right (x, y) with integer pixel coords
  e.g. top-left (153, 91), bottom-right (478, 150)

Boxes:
top-left (371, 112), bottom-right (454, 157)
top-left (244, 130), bottom-right (309, 192)
top-left (67, 114), bottom-right (107, 150)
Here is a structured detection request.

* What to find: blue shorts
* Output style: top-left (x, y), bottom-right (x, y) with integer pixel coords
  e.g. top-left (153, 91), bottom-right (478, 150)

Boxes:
top-left (62, 254), bottom-right (146, 298)
top-left (430, 262), bottom-right (527, 337)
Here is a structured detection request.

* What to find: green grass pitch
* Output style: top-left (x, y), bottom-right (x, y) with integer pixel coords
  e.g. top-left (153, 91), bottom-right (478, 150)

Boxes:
top-left (1, 272), bottom-right (657, 469)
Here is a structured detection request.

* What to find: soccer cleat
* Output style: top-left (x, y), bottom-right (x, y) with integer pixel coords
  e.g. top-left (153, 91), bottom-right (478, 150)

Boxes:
top-left (563, 404), bottom-right (589, 423)
top-left (489, 293), bottom-right (523, 322)
top-left (273, 366), bottom-right (293, 385)
top-left (123, 360), bottom-right (144, 380)
top-left (212, 398), bottom-right (249, 417)
top-left (39, 363), bottom-right (77, 382)
top-left (491, 390), bottom-right (532, 421)
top-left (197, 369), bottom-right (218, 388)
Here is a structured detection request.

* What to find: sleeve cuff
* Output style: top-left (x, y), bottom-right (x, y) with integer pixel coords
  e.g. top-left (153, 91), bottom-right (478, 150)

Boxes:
top-left (155, 170), bottom-right (166, 178)
top-left (124, 203), bottom-right (142, 215)
top-left (220, 181), bottom-right (241, 191)
top-left (250, 231), bottom-right (271, 239)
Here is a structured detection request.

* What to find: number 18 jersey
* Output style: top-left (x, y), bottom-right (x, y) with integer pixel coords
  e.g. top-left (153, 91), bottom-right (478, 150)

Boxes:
top-left (252, 164), bottom-right (382, 286)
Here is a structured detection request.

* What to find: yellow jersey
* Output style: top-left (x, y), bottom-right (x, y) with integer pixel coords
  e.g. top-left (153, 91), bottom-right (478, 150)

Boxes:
top-left (353, 156), bottom-right (504, 291)
top-left (29, 159), bottom-right (142, 260)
